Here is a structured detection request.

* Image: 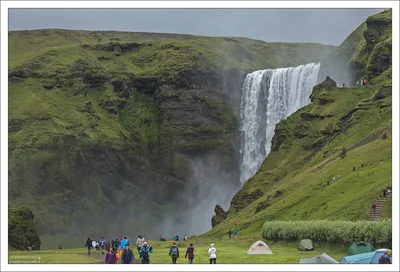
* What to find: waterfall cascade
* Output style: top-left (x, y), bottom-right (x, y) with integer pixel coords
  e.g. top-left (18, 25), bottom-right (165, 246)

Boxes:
top-left (239, 63), bottom-right (321, 184)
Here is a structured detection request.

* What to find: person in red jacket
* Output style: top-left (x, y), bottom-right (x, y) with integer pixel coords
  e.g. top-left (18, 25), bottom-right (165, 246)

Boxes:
top-left (185, 243), bottom-right (195, 264)
top-left (105, 248), bottom-right (117, 264)
top-left (379, 250), bottom-right (392, 264)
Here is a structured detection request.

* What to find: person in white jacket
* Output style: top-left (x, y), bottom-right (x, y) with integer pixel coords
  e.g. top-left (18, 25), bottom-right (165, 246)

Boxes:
top-left (92, 240), bottom-right (98, 251)
top-left (136, 235), bottom-right (146, 254)
top-left (208, 243), bottom-right (217, 264)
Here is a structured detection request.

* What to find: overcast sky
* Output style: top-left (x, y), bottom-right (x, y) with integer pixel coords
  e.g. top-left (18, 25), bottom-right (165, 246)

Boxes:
top-left (8, 8), bottom-right (384, 45)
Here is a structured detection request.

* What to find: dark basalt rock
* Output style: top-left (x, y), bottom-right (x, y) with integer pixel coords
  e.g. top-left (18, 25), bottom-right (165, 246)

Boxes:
top-left (9, 77), bottom-right (25, 83)
top-left (255, 201), bottom-right (270, 213)
top-left (211, 205), bottom-right (228, 228)
top-left (274, 190), bottom-right (282, 198)
top-left (373, 86), bottom-right (392, 100)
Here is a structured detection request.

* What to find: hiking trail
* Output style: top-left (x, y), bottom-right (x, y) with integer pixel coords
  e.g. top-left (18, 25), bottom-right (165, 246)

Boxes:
top-left (83, 251), bottom-right (141, 264)
top-left (368, 195), bottom-right (387, 221)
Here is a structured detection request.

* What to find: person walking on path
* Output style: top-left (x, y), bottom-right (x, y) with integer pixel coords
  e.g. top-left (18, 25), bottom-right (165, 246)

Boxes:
top-left (208, 243), bottom-right (217, 264)
top-left (105, 248), bottom-right (117, 264)
top-left (139, 242), bottom-right (153, 264)
top-left (122, 245), bottom-right (134, 264)
top-left (169, 242), bottom-right (179, 264)
top-left (85, 237), bottom-right (93, 255)
top-left (136, 235), bottom-right (145, 254)
top-left (99, 237), bottom-right (107, 255)
top-left (185, 243), bottom-right (195, 264)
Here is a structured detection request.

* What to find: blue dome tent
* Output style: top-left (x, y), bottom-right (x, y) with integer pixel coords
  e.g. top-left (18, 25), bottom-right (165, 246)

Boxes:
top-left (340, 249), bottom-right (391, 264)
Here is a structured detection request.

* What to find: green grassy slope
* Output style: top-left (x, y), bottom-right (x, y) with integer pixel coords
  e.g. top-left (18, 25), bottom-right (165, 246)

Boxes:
top-left (206, 76), bottom-right (392, 238)
top-left (205, 10), bottom-right (392, 238)
top-left (9, 29), bottom-right (334, 72)
top-left (318, 9), bottom-right (391, 86)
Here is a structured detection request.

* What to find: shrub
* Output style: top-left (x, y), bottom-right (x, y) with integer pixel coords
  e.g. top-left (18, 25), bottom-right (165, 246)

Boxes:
top-left (262, 220), bottom-right (391, 247)
top-left (9, 206), bottom-right (41, 250)
top-left (339, 146), bottom-right (347, 158)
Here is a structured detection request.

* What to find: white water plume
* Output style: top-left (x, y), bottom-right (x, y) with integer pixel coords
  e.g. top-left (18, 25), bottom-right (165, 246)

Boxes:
top-left (239, 63), bottom-right (321, 184)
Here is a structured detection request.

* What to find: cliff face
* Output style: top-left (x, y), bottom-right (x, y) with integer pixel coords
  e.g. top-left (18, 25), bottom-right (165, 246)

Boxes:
top-left (206, 9), bottom-right (392, 237)
top-left (8, 29), bottom-right (333, 244)
top-left (318, 9), bottom-right (391, 86)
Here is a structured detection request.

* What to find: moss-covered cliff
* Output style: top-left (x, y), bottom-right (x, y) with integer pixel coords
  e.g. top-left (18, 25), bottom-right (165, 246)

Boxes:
top-left (9, 206), bottom-right (41, 250)
top-left (318, 9), bottom-right (391, 86)
top-left (207, 9), bottom-right (392, 237)
top-left (8, 29), bottom-right (333, 246)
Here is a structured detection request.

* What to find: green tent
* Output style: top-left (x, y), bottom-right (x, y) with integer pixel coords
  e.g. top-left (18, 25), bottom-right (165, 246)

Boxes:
top-left (347, 241), bottom-right (375, 256)
top-left (298, 239), bottom-right (315, 251)
top-left (300, 253), bottom-right (339, 264)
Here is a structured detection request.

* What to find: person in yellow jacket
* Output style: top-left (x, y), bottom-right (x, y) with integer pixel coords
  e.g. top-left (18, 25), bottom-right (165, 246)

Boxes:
top-left (116, 248), bottom-right (123, 264)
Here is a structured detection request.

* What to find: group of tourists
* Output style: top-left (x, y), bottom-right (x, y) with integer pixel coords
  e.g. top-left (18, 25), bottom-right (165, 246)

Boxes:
top-left (356, 78), bottom-right (369, 86)
top-left (84, 237), bottom-right (109, 255)
top-left (383, 186), bottom-right (392, 198)
top-left (168, 242), bottom-right (217, 264)
top-left (85, 235), bottom-right (153, 264)
top-left (228, 229), bottom-right (239, 239)
top-left (85, 235), bottom-right (219, 264)
top-left (172, 234), bottom-right (188, 241)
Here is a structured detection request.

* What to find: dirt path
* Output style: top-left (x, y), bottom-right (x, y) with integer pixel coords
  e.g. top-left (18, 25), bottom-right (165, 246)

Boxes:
top-left (82, 251), bottom-right (142, 264)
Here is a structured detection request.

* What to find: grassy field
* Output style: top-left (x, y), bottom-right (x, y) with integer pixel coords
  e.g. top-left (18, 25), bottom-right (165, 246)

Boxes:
top-left (8, 238), bottom-right (347, 264)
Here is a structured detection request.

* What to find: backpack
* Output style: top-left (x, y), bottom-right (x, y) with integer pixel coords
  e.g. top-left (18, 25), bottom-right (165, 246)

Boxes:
top-left (171, 246), bottom-right (178, 256)
top-left (142, 248), bottom-right (149, 259)
top-left (101, 240), bottom-right (105, 247)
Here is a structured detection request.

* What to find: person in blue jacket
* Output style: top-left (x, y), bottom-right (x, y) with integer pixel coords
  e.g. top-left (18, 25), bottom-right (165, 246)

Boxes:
top-left (120, 237), bottom-right (129, 250)
top-left (99, 237), bottom-right (107, 255)
top-left (139, 242), bottom-right (153, 264)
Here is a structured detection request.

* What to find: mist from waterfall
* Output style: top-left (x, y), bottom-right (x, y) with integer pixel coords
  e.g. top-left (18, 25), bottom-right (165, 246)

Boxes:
top-left (239, 63), bottom-right (321, 184)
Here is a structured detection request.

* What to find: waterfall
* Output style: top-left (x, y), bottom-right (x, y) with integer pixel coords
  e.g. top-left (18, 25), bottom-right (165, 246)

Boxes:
top-left (239, 63), bottom-right (321, 184)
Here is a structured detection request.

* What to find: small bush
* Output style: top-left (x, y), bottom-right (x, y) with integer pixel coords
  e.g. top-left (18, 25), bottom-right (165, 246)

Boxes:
top-left (339, 146), bottom-right (347, 158)
top-left (262, 220), bottom-right (391, 247)
top-left (381, 133), bottom-right (388, 140)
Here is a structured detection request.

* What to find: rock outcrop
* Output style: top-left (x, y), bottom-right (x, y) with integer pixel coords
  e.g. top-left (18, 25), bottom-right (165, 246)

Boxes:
top-left (9, 206), bottom-right (41, 250)
top-left (211, 205), bottom-right (228, 228)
